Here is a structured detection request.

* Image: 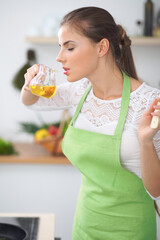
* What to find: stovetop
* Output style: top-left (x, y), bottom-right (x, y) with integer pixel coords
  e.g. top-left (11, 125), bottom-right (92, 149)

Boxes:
top-left (0, 217), bottom-right (39, 240)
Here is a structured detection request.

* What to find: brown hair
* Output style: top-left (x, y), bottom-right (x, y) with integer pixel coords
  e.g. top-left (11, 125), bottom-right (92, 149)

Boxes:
top-left (154, 200), bottom-right (160, 217)
top-left (60, 6), bottom-right (160, 217)
top-left (60, 6), bottom-right (138, 80)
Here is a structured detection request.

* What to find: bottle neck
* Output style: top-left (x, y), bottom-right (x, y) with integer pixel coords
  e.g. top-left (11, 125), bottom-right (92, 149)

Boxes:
top-left (28, 59), bottom-right (36, 66)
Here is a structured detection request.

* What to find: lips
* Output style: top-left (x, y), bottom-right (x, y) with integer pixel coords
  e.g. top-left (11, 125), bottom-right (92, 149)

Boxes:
top-left (63, 67), bottom-right (70, 75)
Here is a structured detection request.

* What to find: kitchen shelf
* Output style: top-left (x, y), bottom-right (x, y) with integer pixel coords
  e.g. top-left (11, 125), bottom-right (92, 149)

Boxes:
top-left (25, 36), bottom-right (58, 44)
top-left (25, 36), bottom-right (160, 45)
top-left (0, 143), bottom-right (71, 164)
top-left (131, 36), bottom-right (160, 45)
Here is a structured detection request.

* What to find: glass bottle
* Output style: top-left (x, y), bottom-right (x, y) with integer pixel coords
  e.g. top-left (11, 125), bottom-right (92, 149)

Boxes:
top-left (144, 0), bottom-right (154, 36)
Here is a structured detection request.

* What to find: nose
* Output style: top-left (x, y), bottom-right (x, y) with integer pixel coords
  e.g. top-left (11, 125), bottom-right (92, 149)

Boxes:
top-left (56, 50), bottom-right (64, 63)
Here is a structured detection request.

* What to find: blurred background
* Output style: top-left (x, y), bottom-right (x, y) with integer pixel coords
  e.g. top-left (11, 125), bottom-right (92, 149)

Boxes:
top-left (0, 0), bottom-right (160, 239)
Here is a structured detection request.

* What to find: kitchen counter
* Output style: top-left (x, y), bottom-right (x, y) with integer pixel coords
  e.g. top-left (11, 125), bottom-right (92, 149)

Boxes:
top-left (0, 213), bottom-right (55, 240)
top-left (0, 143), bottom-right (70, 164)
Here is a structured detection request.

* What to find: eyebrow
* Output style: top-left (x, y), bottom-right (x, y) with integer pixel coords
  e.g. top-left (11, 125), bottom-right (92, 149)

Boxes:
top-left (59, 40), bottom-right (76, 47)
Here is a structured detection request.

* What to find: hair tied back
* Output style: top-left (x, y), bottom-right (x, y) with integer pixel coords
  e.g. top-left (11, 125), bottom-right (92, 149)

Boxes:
top-left (117, 25), bottom-right (131, 47)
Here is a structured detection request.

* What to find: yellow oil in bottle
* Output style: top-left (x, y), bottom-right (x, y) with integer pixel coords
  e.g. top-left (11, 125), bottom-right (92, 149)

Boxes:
top-left (30, 85), bottom-right (57, 98)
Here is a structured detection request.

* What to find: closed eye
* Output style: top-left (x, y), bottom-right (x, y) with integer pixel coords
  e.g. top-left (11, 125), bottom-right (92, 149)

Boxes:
top-left (68, 48), bottom-right (74, 51)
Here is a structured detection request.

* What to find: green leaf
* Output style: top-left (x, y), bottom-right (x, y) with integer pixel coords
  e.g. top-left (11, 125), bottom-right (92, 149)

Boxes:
top-left (0, 138), bottom-right (18, 155)
top-left (19, 122), bottom-right (61, 134)
top-left (19, 122), bottom-right (41, 134)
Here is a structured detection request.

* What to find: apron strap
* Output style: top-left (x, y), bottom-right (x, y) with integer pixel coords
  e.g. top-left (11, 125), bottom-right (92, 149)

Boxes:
top-left (114, 72), bottom-right (131, 137)
top-left (70, 84), bottom-right (92, 126)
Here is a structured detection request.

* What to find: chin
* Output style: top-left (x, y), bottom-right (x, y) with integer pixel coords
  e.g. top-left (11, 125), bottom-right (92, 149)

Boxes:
top-left (66, 75), bottom-right (83, 82)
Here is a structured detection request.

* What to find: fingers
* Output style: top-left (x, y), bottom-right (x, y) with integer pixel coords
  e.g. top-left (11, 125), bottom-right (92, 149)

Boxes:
top-left (145, 98), bottom-right (160, 115)
top-left (24, 64), bottom-right (40, 87)
top-left (151, 107), bottom-right (160, 116)
top-left (152, 102), bottom-right (160, 111)
top-left (152, 98), bottom-right (160, 114)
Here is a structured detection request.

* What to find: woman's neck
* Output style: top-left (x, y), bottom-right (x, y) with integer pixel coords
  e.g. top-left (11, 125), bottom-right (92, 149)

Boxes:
top-left (88, 60), bottom-right (124, 101)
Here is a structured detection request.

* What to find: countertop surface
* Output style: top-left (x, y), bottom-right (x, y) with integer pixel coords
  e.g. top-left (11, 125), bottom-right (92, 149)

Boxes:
top-left (0, 143), bottom-right (70, 164)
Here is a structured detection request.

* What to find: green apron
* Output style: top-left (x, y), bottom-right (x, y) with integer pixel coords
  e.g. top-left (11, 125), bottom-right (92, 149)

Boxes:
top-left (62, 72), bottom-right (156, 240)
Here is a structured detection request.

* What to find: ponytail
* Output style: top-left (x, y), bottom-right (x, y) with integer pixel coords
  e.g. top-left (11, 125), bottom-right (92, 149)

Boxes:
top-left (116, 25), bottom-right (138, 80)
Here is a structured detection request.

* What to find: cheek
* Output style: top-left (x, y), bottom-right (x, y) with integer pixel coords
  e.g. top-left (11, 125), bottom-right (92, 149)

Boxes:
top-left (73, 49), bottom-right (98, 74)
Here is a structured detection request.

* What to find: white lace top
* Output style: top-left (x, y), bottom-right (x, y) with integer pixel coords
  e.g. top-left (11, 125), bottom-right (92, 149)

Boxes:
top-left (29, 79), bottom-right (160, 200)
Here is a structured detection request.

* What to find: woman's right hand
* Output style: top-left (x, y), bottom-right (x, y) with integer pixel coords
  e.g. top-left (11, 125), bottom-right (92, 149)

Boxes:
top-left (21, 64), bottom-right (40, 105)
top-left (24, 64), bottom-right (40, 90)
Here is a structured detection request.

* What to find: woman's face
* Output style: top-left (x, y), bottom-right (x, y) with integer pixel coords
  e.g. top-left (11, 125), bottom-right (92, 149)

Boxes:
top-left (56, 25), bottom-right (99, 82)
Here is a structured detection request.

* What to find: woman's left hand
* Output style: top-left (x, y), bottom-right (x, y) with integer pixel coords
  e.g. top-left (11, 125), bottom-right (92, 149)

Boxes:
top-left (138, 98), bottom-right (160, 144)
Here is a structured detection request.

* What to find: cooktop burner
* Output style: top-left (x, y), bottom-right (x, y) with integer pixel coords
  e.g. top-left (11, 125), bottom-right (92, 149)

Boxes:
top-left (0, 217), bottom-right (39, 240)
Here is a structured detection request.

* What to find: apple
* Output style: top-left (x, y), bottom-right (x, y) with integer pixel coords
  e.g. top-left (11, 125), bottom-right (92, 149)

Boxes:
top-left (48, 125), bottom-right (59, 135)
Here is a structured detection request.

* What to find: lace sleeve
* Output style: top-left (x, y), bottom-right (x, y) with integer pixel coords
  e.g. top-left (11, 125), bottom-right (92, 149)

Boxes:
top-left (27, 78), bottom-right (90, 111)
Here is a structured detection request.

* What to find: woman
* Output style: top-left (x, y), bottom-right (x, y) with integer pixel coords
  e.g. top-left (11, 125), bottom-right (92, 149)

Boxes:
top-left (21, 7), bottom-right (160, 240)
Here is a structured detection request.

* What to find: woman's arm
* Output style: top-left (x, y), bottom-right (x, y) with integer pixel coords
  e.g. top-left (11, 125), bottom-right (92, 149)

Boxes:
top-left (139, 140), bottom-right (160, 198)
top-left (20, 64), bottom-right (91, 110)
top-left (138, 98), bottom-right (160, 198)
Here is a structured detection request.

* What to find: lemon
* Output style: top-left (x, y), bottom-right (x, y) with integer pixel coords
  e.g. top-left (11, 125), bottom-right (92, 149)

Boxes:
top-left (35, 129), bottom-right (50, 140)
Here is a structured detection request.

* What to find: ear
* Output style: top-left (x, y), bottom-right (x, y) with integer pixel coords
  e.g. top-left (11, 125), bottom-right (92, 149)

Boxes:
top-left (97, 38), bottom-right (109, 57)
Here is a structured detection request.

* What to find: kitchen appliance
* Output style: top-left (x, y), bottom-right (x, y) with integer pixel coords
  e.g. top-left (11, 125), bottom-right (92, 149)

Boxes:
top-left (0, 223), bottom-right (27, 240)
top-left (0, 217), bottom-right (39, 240)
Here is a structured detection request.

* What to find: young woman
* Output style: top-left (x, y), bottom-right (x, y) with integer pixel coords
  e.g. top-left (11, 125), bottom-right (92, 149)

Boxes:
top-left (21, 7), bottom-right (160, 240)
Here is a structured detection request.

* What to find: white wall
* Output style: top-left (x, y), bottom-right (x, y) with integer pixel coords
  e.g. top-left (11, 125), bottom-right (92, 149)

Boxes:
top-left (0, 0), bottom-right (160, 240)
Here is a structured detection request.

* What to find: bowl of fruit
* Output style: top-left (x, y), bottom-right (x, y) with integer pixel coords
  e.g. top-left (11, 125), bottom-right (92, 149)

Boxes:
top-left (34, 124), bottom-right (63, 155)
top-left (20, 110), bottom-right (70, 155)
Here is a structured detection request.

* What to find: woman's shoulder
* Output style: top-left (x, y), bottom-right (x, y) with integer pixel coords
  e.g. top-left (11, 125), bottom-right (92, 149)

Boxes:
top-left (128, 79), bottom-right (160, 129)
top-left (130, 77), bottom-right (160, 96)
top-left (130, 77), bottom-right (160, 109)
top-left (139, 81), bottom-right (160, 100)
